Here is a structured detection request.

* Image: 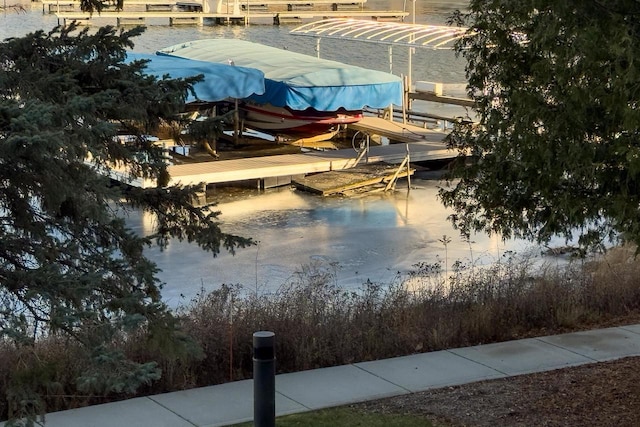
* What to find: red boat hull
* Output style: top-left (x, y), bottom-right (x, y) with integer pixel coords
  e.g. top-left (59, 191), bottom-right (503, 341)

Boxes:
top-left (241, 103), bottom-right (362, 135)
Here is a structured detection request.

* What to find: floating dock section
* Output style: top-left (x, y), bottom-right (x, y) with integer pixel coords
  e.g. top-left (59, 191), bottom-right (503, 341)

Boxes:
top-left (291, 164), bottom-right (414, 196)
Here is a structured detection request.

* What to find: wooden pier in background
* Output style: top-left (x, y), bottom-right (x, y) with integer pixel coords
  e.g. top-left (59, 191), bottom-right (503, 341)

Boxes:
top-left (409, 92), bottom-right (475, 108)
top-left (42, 0), bottom-right (369, 13)
top-left (53, 4), bottom-right (406, 26)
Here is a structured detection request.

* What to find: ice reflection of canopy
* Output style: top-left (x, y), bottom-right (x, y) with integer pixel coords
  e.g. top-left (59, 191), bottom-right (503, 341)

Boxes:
top-left (290, 19), bottom-right (470, 50)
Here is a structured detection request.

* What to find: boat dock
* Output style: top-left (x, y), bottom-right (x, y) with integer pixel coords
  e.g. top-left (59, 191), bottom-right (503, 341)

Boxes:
top-left (54, 10), bottom-right (406, 26)
top-left (169, 139), bottom-right (451, 186)
top-left (48, 0), bottom-right (407, 26)
top-left (115, 135), bottom-right (453, 191)
top-left (42, 0), bottom-right (369, 13)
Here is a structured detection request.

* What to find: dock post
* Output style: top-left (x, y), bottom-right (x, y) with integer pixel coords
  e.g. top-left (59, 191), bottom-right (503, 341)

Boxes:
top-left (406, 144), bottom-right (411, 191)
top-left (233, 99), bottom-right (239, 144)
top-left (402, 75), bottom-right (408, 124)
top-left (365, 133), bottom-right (370, 163)
top-left (253, 331), bottom-right (276, 427)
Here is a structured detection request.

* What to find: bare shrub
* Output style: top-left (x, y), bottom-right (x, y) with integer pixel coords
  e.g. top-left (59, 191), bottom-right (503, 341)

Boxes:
top-left (0, 337), bottom-right (91, 421)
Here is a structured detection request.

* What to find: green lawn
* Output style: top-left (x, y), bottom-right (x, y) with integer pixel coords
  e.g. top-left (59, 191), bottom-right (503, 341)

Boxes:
top-left (233, 406), bottom-right (434, 426)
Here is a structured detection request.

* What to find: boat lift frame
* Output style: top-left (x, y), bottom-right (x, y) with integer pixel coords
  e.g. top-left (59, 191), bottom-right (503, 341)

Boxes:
top-left (290, 18), bottom-right (469, 90)
top-left (290, 18), bottom-right (471, 126)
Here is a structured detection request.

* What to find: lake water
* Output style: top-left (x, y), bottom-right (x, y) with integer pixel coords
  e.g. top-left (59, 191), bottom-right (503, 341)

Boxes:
top-left (1, 1), bottom-right (559, 306)
top-left (2, 0), bottom-right (468, 83)
top-left (125, 181), bottom-right (544, 306)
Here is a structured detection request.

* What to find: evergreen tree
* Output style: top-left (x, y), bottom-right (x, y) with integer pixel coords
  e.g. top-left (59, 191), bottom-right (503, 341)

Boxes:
top-left (0, 25), bottom-right (251, 423)
top-left (441, 0), bottom-right (640, 251)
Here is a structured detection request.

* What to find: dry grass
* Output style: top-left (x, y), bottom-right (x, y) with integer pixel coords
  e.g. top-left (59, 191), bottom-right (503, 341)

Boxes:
top-left (2, 246), bottom-right (640, 419)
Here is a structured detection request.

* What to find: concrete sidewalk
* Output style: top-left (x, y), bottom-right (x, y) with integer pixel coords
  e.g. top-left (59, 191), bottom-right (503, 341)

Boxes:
top-left (10, 324), bottom-right (640, 427)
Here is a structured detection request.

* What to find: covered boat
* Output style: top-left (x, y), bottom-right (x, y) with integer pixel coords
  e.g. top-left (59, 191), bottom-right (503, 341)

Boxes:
top-left (157, 39), bottom-right (403, 135)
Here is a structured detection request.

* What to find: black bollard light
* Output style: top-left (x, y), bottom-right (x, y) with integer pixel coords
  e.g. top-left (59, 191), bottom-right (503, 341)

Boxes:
top-left (253, 331), bottom-right (275, 427)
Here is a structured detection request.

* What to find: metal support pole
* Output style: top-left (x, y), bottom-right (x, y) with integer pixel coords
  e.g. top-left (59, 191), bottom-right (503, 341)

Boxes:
top-left (407, 0), bottom-right (416, 108)
top-left (316, 38), bottom-right (321, 59)
top-left (406, 144), bottom-right (411, 191)
top-left (365, 134), bottom-right (370, 163)
top-left (402, 75), bottom-right (408, 124)
top-left (234, 98), bottom-right (239, 144)
top-left (408, 46), bottom-right (412, 100)
top-left (253, 331), bottom-right (275, 427)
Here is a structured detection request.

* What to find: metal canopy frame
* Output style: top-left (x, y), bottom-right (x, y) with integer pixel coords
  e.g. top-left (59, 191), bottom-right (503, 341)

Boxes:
top-left (290, 19), bottom-right (471, 121)
top-left (290, 19), bottom-right (469, 51)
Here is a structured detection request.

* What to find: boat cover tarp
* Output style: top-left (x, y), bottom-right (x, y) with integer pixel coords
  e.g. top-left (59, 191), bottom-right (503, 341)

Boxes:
top-left (156, 39), bottom-right (403, 111)
top-left (125, 53), bottom-right (265, 102)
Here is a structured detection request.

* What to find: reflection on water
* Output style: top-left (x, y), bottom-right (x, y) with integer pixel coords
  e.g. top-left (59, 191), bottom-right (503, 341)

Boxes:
top-left (312, 201), bottom-right (399, 228)
top-left (123, 180), bottom-right (548, 307)
top-left (1, 0), bottom-right (541, 307)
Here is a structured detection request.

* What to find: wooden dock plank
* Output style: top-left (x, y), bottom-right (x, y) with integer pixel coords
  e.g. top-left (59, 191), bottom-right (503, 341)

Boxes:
top-left (292, 164), bottom-right (411, 196)
top-left (167, 154), bottom-right (334, 185)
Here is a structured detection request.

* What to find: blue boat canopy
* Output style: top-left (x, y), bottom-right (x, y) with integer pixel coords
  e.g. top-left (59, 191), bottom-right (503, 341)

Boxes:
top-left (125, 53), bottom-right (265, 103)
top-left (157, 39), bottom-right (403, 111)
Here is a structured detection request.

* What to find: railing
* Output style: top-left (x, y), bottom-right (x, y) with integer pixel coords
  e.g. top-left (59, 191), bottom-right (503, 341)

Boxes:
top-left (41, 0), bottom-right (185, 13)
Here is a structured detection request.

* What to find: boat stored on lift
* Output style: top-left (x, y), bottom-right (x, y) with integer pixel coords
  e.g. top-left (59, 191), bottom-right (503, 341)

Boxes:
top-left (239, 102), bottom-right (362, 135)
top-left (157, 39), bottom-right (402, 138)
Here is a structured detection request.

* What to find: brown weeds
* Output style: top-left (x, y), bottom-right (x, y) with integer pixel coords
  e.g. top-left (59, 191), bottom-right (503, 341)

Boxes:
top-left (2, 246), bottom-right (640, 419)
